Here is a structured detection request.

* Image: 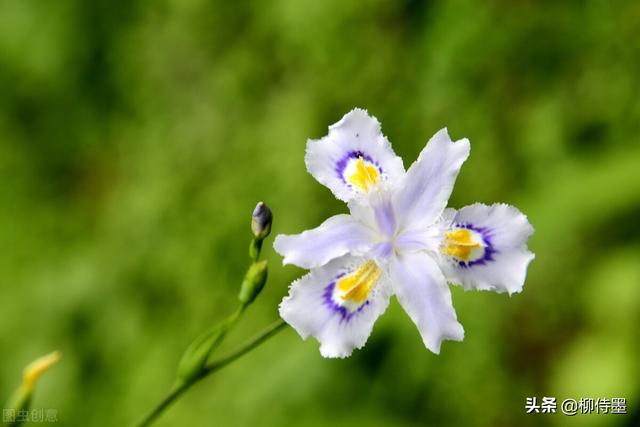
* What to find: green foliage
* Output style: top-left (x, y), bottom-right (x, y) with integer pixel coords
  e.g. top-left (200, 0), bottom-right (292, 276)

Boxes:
top-left (176, 312), bottom-right (236, 386)
top-left (0, 0), bottom-right (638, 426)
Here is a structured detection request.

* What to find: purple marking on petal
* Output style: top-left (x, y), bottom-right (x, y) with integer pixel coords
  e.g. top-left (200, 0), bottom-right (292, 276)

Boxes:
top-left (335, 150), bottom-right (383, 184)
top-left (372, 242), bottom-right (393, 258)
top-left (454, 223), bottom-right (498, 268)
top-left (322, 280), bottom-right (370, 323)
top-left (374, 200), bottom-right (396, 238)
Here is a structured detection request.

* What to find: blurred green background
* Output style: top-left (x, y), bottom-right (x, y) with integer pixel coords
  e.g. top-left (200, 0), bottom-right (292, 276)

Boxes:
top-left (1, 0), bottom-right (639, 426)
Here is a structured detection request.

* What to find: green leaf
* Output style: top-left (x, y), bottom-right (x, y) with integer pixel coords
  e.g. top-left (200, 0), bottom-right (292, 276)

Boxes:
top-left (176, 324), bottom-right (228, 385)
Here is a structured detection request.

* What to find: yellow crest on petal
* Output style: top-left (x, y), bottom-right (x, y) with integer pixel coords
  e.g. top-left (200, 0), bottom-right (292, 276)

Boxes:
top-left (336, 260), bottom-right (381, 303)
top-left (347, 157), bottom-right (380, 192)
top-left (442, 229), bottom-right (483, 261)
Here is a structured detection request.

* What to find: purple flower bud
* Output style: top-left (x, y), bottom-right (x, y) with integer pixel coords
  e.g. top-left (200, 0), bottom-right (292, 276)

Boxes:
top-left (251, 202), bottom-right (272, 240)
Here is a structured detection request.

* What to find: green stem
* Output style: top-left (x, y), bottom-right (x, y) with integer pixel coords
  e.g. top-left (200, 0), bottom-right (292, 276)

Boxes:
top-left (131, 383), bottom-right (188, 427)
top-left (132, 319), bottom-right (287, 427)
top-left (202, 318), bottom-right (286, 375)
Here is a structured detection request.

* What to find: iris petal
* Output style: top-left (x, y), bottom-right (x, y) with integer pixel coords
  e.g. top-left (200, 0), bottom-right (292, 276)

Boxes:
top-left (279, 256), bottom-right (392, 358)
top-left (393, 128), bottom-right (470, 229)
top-left (389, 251), bottom-right (464, 354)
top-left (274, 214), bottom-right (376, 269)
top-left (305, 108), bottom-right (405, 204)
top-left (438, 203), bottom-right (534, 295)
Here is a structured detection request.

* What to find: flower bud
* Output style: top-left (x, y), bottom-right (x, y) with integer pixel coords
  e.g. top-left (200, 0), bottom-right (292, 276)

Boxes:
top-left (251, 202), bottom-right (272, 240)
top-left (177, 324), bottom-right (227, 385)
top-left (238, 260), bottom-right (268, 307)
top-left (23, 351), bottom-right (61, 391)
top-left (5, 352), bottom-right (61, 427)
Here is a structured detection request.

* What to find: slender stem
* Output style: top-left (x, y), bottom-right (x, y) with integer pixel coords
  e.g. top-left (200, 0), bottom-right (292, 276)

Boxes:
top-left (132, 319), bottom-right (287, 427)
top-left (203, 318), bottom-right (286, 375)
top-left (132, 382), bottom-right (189, 427)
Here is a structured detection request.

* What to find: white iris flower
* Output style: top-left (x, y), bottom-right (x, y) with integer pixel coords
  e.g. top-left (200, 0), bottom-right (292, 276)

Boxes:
top-left (274, 109), bottom-right (534, 358)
